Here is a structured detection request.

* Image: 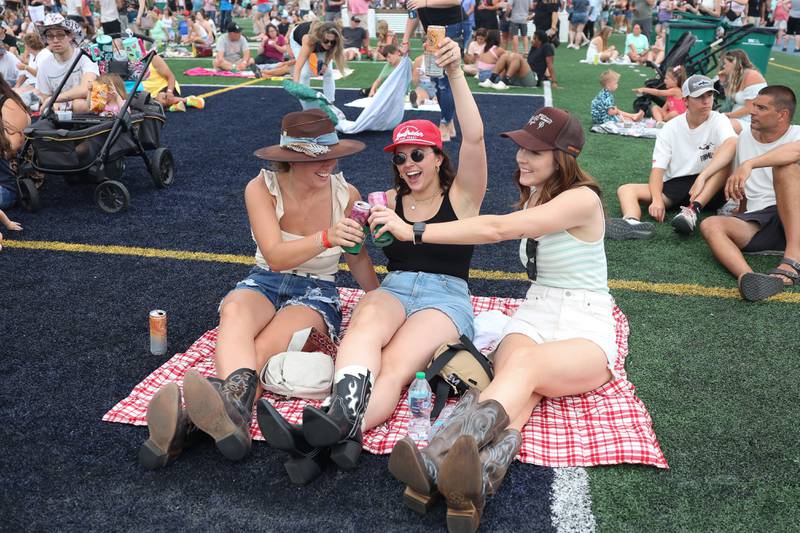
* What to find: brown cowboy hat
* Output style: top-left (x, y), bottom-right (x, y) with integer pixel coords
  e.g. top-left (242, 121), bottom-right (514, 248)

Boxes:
top-left (254, 109), bottom-right (365, 162)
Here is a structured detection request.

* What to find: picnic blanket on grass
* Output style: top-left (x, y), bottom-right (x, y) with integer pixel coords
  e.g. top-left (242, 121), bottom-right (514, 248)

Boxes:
top-left (104, 288), bottom-right (668, 468)
top-left (183, 67), bottom-right (353, 80)
top-left (591, 121), bottom-right (661, 139)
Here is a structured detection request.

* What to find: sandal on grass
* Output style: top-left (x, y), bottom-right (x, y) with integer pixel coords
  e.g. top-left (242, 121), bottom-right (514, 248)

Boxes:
top-left (739, 256), bottom-right (800, 302)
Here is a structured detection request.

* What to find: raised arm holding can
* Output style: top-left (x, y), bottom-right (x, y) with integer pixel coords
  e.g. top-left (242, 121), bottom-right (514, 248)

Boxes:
top-left (264, 36), bottom-right (491, 481)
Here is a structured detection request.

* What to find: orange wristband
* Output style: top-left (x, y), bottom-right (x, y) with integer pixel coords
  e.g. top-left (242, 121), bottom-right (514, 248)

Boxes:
top-left (321, 230), bottom-right (333, 249)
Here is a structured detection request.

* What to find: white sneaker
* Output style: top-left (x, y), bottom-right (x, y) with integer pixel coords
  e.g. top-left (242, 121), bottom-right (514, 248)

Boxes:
top-left (478, 79), bottom-right (494, 88)
top-left (492, 80), bottom-right (509, 90)
top-left (716, 198), bottom-right (740, 216)
top-left (671, 206), bottom-right (698, 235)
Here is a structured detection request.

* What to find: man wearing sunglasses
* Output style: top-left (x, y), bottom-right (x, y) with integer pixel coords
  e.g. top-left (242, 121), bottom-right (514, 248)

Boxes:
top-left (35, 14), bottom-right (98, 113)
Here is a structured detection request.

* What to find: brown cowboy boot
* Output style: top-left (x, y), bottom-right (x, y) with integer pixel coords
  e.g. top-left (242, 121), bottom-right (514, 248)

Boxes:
top-left (437, 428), bottom-right (522, 533)
top-left (184, 368), bottom-right (258, 461)
top-left (388, 389), bottom-right (510, 515)
top-left (138, 382), bottom-right (212, 469)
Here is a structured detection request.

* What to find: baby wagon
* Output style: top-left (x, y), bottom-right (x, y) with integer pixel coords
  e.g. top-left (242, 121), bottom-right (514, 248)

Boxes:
top-left (17, 38), bottom-right (175, 214)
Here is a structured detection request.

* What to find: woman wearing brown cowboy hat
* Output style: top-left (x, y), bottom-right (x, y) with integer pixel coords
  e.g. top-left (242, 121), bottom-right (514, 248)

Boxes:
top-left (138, 109), bottom-right (380, 472)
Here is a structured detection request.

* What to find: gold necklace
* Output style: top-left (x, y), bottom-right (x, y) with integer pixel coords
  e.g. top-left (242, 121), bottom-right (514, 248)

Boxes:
top-left (409, 191), bottom-right (442, 211)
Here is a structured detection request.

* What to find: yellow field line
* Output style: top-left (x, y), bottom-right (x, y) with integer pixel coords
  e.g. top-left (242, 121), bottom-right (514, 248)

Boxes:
top-left (196, 76), bottom-right (277, 99)
top-left (771, 62), bottom-right (800, 74)
top-left (4, 239), bottom-right (799, 303)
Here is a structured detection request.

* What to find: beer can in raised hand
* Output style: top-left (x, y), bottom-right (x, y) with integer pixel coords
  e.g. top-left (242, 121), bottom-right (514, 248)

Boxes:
top-left (149, 310), bottom-right (168, 356)
top-left (342, 200), bottom-right (371, 254)
top-left (367, 192), bottom-right (395, 247)
top-left (424, 25), bottom-right (446, 78)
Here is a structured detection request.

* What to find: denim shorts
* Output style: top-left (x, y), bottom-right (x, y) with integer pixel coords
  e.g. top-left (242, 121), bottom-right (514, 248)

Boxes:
top-left (0, 185), bottom-right (17, 210)
top-left (378, 271), bottom-right (474, 339)
top-left (418, 79), bottom-right (437, 98)
top-left (226, 266), bottom-right (343, 340)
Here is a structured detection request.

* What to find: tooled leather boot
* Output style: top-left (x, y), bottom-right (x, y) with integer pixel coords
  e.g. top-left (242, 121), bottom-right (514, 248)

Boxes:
top-left (388, 389), bottom-right (510, 515)
top-left (139, 382), bottom-right (212, 470)
top-left (437, 428), bottom-right (523, 533)
top-left (302, 366), bottom-right (373, 470)
top-left (388, 388), bottom-right (479, 513)
top-left (183, 367), bottom-right (258, 461)
top-left (256, 398), bottom-right (330, 485)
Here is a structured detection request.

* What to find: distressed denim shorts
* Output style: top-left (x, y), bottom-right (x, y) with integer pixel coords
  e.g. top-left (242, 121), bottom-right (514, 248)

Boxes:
top-left (378, 270), bottom-right (474, 339)
top-left (226, 266), bottom-right (342, 340)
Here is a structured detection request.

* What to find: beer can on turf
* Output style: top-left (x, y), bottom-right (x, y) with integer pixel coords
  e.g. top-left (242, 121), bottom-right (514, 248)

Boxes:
top-left (149, 310), bottom-right (168, 356)
top-left (424, 25), bottom-right (446, 78)
top-left (367, 192), bottom-right (395, 247)
top-left (342, 200), bottom-right (371, 254)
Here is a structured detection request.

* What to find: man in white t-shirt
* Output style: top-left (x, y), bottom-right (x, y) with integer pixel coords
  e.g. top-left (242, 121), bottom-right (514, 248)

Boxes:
top-left (35, 14), bottom-right (99, 112)
top-left (608, 75), bottom-right (738, 239)
top-left (698, 85), bottom-right (800, 301)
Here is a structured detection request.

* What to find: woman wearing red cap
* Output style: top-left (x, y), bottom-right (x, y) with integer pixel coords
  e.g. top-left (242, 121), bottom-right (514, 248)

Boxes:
top-left (138, 109), bottom-right (380, 472)
top-left (257, 37), bottom-right (487, 476)
top-left (373, 107), bottom-right (617, 533)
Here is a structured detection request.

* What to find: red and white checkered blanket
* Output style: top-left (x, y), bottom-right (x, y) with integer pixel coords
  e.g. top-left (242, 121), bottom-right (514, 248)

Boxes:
top-left (104, 288), bottom-right (668, 469)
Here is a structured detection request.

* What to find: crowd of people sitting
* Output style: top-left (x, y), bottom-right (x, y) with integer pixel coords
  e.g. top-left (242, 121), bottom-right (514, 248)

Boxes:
top-left (0, 3), bottom-right (798, 530)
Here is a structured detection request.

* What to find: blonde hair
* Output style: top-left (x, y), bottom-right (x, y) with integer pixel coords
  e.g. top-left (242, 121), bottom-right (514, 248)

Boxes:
top-left (376, 20), bottom-right (389, 43)
top-left (722, 49), bottom-right (754, 93)
top-left (309, 22), bottom-right (347, 74)
top-left (96, 73), bottom-right (127, 100)
top-left (600, 70), bottom-right (620, 87)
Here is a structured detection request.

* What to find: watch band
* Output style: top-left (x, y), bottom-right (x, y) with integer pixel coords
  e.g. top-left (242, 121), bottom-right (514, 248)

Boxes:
top-left (413, 222), bottom-right (426, 245)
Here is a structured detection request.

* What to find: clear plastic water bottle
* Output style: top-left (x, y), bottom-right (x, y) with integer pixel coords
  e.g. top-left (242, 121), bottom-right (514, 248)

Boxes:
top-left (407, 372), bottom-right (432, 444)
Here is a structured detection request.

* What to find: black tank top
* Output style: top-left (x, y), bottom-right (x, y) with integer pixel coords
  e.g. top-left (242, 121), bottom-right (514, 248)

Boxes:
top-left (418, 5), bottom-right (466, 30)
top-left (293, 21), bottom-right (325, 53)
top-left (383, 191), bottom-right (474, 282)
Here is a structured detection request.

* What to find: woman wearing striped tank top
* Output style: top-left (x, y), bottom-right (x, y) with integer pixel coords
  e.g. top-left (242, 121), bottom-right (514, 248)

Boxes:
top-left (375, 107), bottom-right (619, 533)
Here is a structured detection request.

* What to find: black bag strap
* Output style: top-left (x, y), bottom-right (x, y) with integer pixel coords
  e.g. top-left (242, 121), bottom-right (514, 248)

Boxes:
top-left (429, 378), bottom-right (452, 420)
top-left (456, 334), bottom-right (494, 380)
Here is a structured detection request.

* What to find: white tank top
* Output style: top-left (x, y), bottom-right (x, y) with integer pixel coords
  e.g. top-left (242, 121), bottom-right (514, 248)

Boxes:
top-left (253, 169), bottom-right (350, 277)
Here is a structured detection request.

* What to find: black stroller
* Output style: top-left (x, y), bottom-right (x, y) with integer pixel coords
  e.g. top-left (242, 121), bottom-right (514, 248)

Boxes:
top-left (632, 24), bottom-right (764, 117)
top-left (17, 34), bottom-right (175, 214)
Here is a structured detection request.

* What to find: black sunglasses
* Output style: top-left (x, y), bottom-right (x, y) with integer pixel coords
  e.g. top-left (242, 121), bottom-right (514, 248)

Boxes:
top-left (525, 238), bottom-right (539, 281)
top-left (323, 38), bottom-right (336, 45)
top-left (392, 149), bottom-right (428, 166)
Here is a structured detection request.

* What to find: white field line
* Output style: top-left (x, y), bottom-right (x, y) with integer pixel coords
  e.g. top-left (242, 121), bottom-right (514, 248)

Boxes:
top-left (550, 467), bottom-right (597, 533)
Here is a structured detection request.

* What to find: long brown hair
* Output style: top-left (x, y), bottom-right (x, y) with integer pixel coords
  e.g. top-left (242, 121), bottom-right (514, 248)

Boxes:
top-left (392, 147), bottom-right (457, 197)
top-left (309, 22), bottom-right (346, 73)
top-left (0, 76), bottom-right (28, 160)
top-left (722, 49), bottom-right (754, 93)
top-left (514, 150), bottom-right (601, 209)
top-left (598, 26), bottom-right (613, 50)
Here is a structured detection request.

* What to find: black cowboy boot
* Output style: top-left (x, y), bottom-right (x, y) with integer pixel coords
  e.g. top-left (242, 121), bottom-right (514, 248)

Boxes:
top-left (256, 398), bottom-right (330, 485)
top-left (183, 368), bottom-right (258, 461)
top-left (437, 428), bottom-right (522, 533)
top-left (139, 382), bottom-right (211, 470)
top-left (388, 389), bottom-right (509, 514)
top-left (302, 366), bottom-right (373, 470)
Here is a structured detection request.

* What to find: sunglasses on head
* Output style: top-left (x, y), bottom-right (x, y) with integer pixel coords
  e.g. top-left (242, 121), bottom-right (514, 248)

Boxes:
top-left (392, 148), bottom-right (428, 166)
top-left (525, 238), bottom-right (539, 281)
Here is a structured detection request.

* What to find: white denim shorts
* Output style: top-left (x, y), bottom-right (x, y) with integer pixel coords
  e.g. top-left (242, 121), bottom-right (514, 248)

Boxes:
top-left (501, 284), bottom-right (620, 378)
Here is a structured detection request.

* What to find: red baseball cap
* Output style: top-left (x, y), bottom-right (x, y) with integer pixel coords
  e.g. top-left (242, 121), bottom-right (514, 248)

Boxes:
top-left (383, 120), bottom-right (442, 152)
top-left (501, 107), bottom-right (584, 157)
